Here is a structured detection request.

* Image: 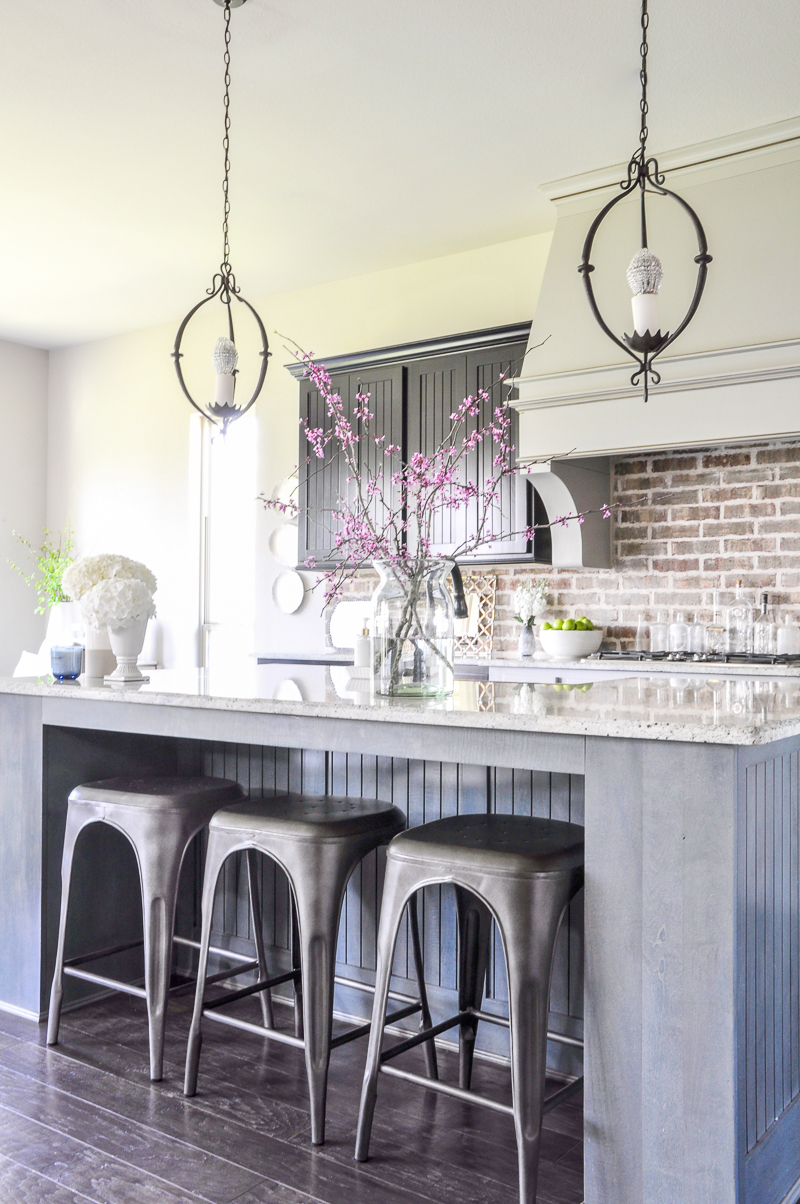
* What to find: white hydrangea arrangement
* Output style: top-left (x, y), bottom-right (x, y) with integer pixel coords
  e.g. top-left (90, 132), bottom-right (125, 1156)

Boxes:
top-left (62, 554), bottom-right (157, 631)
top-left (513, 579), bottom-right (549, 628)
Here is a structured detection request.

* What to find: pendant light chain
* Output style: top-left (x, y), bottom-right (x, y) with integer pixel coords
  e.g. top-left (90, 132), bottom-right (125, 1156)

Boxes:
top-left (221, 2), bottom-right (233, 272)
top-left (637, 0), bottom-right (649, 163)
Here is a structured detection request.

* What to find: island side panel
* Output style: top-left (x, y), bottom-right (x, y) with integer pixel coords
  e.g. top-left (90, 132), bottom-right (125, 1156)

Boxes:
top-left (0, 694), bottom-right (44, 1018)
top-left (584, 737), bottom-right (738, 1204)
top-left (737, 738), bottom-right (800, 1204)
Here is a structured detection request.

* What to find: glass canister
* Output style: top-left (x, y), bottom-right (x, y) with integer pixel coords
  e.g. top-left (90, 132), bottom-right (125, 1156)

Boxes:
top-left (371, 559), bottom-right (455, 697)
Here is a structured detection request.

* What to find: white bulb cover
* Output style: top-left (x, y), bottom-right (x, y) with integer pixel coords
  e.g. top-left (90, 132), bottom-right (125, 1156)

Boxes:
top-left (627, 248), bottom-right (663, 296)
top-left (212, 336), bottom-right (238, 374)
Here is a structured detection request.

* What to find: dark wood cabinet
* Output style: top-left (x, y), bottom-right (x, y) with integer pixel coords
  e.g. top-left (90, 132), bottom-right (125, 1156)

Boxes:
top-left (292, 323), bottom-right (545, 567)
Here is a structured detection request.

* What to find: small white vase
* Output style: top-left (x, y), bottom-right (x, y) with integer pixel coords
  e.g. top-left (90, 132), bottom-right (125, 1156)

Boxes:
top-left (105, 618), bottom-right (150, 684)
top-left (518, 624), bottom-right (535, 658)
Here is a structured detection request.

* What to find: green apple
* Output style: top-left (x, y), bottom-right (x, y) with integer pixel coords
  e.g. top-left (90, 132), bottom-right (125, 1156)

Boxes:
top-left (540, 621), bottom-right (552, 630)
top-left (563, 619), bottom-right (576, 631)
top-left (552, 619), bottom-right (563, 630)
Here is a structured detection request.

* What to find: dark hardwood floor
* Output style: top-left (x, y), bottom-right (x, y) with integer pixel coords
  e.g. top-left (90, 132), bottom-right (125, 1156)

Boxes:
top-left (0, 993), bottom-right (583, 1204)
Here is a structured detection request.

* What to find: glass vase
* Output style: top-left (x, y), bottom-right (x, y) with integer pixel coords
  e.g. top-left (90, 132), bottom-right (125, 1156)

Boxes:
top-left (371, 559), bottom-right (455, 697)
top-left (518, 625), bottom-right (535, 658)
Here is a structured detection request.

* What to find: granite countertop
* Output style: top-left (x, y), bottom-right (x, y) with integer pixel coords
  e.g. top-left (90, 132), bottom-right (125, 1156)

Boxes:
top-left (4, 666), bottom-right (800, 746)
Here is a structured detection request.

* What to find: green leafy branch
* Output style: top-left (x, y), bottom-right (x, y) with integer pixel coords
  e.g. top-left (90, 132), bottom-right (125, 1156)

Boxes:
top-left (8, 523), bottom-right (75, 614)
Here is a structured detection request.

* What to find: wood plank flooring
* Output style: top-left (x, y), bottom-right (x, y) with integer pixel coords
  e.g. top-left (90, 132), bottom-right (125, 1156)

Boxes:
top-left (0, 993), bottom-right (583, 1204)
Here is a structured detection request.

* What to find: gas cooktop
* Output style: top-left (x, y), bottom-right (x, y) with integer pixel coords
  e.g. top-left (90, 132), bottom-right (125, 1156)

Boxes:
top-left (589, 650), bottom-right (800, 665)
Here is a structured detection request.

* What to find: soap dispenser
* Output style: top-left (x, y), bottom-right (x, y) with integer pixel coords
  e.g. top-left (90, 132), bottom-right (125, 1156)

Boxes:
top-left (354, 627), bottom-right (371, 669)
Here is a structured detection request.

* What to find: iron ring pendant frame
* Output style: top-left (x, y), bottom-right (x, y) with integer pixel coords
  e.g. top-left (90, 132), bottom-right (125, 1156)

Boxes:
top-left (172, 0), bottom-right (270, 435)
top-left (577, 0), bottom-right (712, 403)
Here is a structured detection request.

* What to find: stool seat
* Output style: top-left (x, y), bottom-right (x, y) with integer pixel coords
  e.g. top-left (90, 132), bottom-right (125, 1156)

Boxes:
top-left (390, 814), bottom-right (584, 876)
top-left (69, 775), bottom-right (243, 813)
top-left (210, 792), bottom-right (404, 840)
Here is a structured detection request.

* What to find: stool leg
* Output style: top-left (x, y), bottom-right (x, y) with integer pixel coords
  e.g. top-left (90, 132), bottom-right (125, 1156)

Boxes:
top-left (292, 863), bottom-right (352, 1146)
top-left (246, 849), bottom-right (274, 1029)
top-left (454, 885), bottom-right (492, 1090)
top-left (496, 876), bottom-right (573, 1204)
top-left (355, 859), bottom-right (420, 1163)
top-left (407, 892), bottom-right (438, 1080)
top-left (47, 809), bottom-right (88, 1047)
top-left (184, 834), bottom-right (231, 1096)
top-left (139, 840), bottom-right (186, 1081)
top-left (291, 901), bottom-right (303, 1040)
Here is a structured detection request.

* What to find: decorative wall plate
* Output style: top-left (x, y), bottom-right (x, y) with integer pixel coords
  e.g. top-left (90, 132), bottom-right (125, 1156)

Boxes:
top-left (272, 569), bottom-right (306, 614)
top-left (269, 523), bottom-right (298, 568)
top-left (271, 474), bottom-right (298, 506)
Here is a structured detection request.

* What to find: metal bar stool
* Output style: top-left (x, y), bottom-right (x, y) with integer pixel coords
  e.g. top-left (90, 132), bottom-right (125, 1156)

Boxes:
top-left (183, 792), bottom-right (438, 1145)
top-left (354, 813), bottom-right (585, 1204)
top-left (47, 775), bottom-right (270, 1082)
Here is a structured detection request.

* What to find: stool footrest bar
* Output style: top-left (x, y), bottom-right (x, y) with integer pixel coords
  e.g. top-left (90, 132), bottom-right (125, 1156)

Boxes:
top-left (333, 975), bottom-right (419, 1007)
top-left (380, 1012), bottom-right (470, 1063)
top-left (203, 1009), bottom-right (305, 1048)
top-left (542, 1075), bottom-right (584, 1114)
top-left (64, 967), bottom-right (147, 999)
top-left (169, 960), bottom-right (260, 997)
top-left (203, 968), bottom-right (298, 1011)
top-left (380, 1064), bottom-right (514, 1116)
top-left (174, 935), bottom-right (259, 964)
top-left (329, 1001), bottom-right (422, 1051)
top-left (64, 939), bottom-right (145, 968)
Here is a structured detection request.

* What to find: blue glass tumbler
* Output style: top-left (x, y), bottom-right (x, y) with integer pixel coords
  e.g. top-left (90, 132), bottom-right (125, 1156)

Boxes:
top-left (50, 645), bottom-right (84, 681)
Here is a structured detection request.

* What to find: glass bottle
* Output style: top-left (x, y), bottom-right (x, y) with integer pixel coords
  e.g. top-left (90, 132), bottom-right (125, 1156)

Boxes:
top-left (633, 614), bottom-right (648, 652)
top-left (669, 611), bottom-right (689, 653)
top-left (777, 615), bottom-right (800, 656)
top-left (649, 612), bottom-right (668, 653)
top-left (371, 559), bottom-right (455, 697)
top-left (753, 592), bottom-right (776, 655)
top-left (726, 580), bottom-right (754, 654)
top-left (688, 613), bottom-right (707, 655)
top-left (706, 590), bottom-right (726, 655)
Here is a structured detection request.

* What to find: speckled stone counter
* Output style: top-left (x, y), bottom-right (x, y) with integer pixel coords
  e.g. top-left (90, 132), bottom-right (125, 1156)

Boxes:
top-left (2, 664), bottom-right (800, 745)
top-left (0, 669), bottom-right (797, 1204)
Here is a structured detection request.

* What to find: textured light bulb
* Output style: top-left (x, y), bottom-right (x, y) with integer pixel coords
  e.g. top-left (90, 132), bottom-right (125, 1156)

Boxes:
top-left (212, 336), bottom-right (238, 374)
top-left (626, 248), bottom-right (663, 296)
top-left (213, 337), bottom-right (238, 408)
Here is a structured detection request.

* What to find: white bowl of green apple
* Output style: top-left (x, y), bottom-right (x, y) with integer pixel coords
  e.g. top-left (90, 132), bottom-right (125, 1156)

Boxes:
top-left (538, 617), bottom-right (603, 659)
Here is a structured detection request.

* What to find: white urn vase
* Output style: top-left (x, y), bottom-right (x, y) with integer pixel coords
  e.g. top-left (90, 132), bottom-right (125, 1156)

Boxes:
top-left (105, 618), bottom-right (150, 684)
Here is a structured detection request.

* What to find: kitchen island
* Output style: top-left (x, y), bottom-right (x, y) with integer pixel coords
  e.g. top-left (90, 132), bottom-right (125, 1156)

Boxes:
top-left (1, 667), bottom-right (799, 1204)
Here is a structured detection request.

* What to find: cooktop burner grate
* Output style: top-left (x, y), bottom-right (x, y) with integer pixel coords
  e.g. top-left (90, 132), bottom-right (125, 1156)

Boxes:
top-left (589, 651), bottom-right (800, 665)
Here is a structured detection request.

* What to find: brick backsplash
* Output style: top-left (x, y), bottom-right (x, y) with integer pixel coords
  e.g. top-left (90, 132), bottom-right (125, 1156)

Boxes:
top-left (331, 437), bottom-right (800, 653)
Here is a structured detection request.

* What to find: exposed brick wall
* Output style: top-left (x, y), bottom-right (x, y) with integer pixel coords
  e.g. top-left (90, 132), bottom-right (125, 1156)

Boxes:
top-left (329, 437), bottom-right (800, 653)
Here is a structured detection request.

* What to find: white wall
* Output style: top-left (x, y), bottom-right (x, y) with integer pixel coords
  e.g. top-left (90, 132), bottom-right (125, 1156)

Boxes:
top-left (45, 232), bottom-right (552, 666)
top-left (47, 329), bottom-right (203, 670)
top-left (0, 338), bottom-right (49, 674)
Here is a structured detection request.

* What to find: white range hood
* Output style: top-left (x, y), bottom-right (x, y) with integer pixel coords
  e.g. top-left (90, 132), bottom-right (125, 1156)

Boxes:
top-left (511, 117), bottom-right (800, 462)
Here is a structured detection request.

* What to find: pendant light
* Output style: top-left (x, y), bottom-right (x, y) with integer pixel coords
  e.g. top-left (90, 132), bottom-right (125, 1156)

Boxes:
top-left (172, 0), bottom-right (270, 434)
top-left (578, 0), bottom-right (712, 402)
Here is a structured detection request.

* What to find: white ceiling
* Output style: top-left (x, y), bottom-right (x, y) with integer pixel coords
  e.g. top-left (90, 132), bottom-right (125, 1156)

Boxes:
top-left (1, 0), bottom-right (798, 348)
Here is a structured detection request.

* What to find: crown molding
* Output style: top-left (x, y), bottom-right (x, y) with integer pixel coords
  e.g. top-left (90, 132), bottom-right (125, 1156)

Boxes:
top-left (539, 116), bottom-right (800, 206)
